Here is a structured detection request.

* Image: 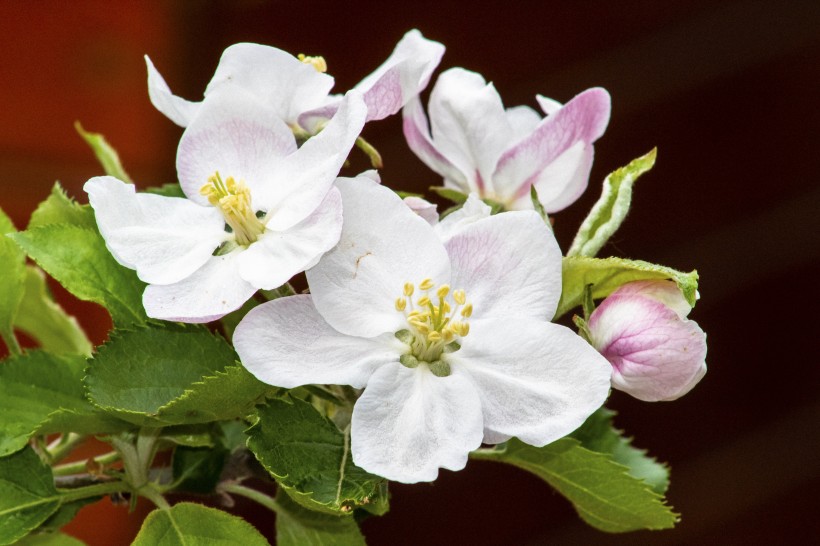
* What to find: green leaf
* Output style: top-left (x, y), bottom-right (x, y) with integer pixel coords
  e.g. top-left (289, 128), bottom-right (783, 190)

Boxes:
top-left (172, 445), bottom-right (229, 494)
top-left (429, 186), bottom-right (468, 204)
top-left (571, 408), bottom-right (669, 494)
top-left (145, 183), bottom-right (186, 198)
top-left (35, 497), bottom-right (99, 534)
top-left (9, 225), bottom-right (146, 326)
top-left (247, 397), bottom-right (387, 515)
top-left (0, 208), bottom-right (26, 352)
top-left (0, 447), bottom-right (61, 545)
top-left (276, 489), bottom-right (365, 546)
top-left (14, 266), bottom-right (92, 356)
top-left (27, 183), bottom-right (96, 231)
top-left (530, 185), bottom-right (550, 225)
top-left (0, 351), bottom-right (126, 457)
top-left (568, 149), bottom-right (657, 258)
top-left (16, 532), bottom-right (86, 546)
top-left (471, 438), bottom-right (678, 533)
top-left (132, 503), bottom-right (269, 546)
top-left (74, 122), bottom-right (132, 184)
top-left (556, 256), bottom-right (698, 320)
top-left (86, 325), bottom-right (265, 426)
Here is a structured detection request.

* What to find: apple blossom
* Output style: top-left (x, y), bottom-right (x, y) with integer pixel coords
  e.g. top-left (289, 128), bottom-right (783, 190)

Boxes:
top-left (586, 280), bottom-right (707, 402)
top-left (146, 29), bottom-right (444, 133)
top-left (234, 177), bottom-right (611, 483)
top-left (403, 67), bottom-right (610, 213)
top-left (85, 89), bottom-right (366, 322)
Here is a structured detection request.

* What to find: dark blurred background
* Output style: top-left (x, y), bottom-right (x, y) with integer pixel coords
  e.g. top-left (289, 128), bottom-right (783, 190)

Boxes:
top-left (1, 1), bottom-right (818, 544)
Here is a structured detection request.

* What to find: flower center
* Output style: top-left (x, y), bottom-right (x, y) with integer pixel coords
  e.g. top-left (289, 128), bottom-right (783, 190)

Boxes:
top-left (297, 53), bottom-right (328, 73)
top-left (394, 278), bottom-right (473, 377)
top-left (200, 172), bottom-right (265, 247)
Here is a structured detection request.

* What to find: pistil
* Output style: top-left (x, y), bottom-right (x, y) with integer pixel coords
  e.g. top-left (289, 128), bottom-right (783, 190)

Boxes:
top-left (200, 172), bottom-right (265, 247)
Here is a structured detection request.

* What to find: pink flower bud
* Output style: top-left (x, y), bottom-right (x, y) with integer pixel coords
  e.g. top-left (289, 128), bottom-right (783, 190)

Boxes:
top-left (587, 280), bottom-right (707, 401)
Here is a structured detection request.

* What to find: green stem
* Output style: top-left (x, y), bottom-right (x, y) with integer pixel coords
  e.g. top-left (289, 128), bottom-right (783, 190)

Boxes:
top-left (52, 451), bottom-right (121, 477)
top-left (2, 331), bottom-right (22, 356)
top-left (48, 433), bottom-right (88, 463)
top-left (139, 484), bottom-right (171, 510)
top-left (58, 480), bottom-right (130, 503)
top-left (355, 136), bottom-right (384, 168)
top-left (220, 482), bottom-right (280, 514)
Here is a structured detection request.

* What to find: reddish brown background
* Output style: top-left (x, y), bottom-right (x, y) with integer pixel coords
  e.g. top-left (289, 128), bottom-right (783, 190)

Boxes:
top-left (1, 1), bottom-right (818, 545)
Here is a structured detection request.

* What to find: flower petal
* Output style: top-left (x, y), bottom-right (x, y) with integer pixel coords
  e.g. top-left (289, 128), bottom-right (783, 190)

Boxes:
top-left (354, 29), bottom-right (445, 122)
top-left (444, 210), bottom-right (562, 321)
top-left (234, 295), bottom-right (403, 389)
top-left (516, 140), bottom-right (594, 213)
top-left (610, 280), bottom-right (692, 318)
top-left (450, 317), bottom-right (611, 446)
top-left (433, 194), bottom-right (492, 244)
top-left (84, 176), bottom-right (226, 285)
top-left (237, 187), bottom-right (342, 290)
top-left (588, 294), bottom-right (707, 402)
top-left (401, 96), bottom-right (467, 187)
top-left (204, 42), bottom-right (335, 124)
top-left (142, 250), bottom-right (256, 322)
top-left (403, 196), bottom-right (439, 226)
top-left (145, 56), bottom-right (200, 127)
top-left (492, 87), bottom-right (611, 211)
top-left (263, 90), bottom-right (367, 231)
top-left (505, 105), bottom-right (542, 141)
top-left (351, 362), bottom-right (483, 483)
top-left (307, 176), bottom-right (450, 338)
top-left (176, 89), bottom-right (297, 205)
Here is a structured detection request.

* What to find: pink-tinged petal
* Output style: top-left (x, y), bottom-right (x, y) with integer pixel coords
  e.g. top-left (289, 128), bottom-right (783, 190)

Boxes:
top-left (610, 280), bottom-right (692, 318)
top-left (428, 68), bottom-right (515, 194)
top-left (588, 294), bottom-right (707, 402)
top-left (263, 91), bottom-right (367, 231)
top-left (433, 194), bottom-right (492, 244)
top-left (84, 176), bottom-right (226, 285)
top-left (234, 295), bottom-right (403, 389)
top-left (142, 251), bottom-right (256, 323)
top-left (351, 362), bottom-right (483, 483)
top-left (145, 56), bottom-right (200, 127)
top-left (403, 196), bottom-right (438, 226)
top-left (512, 141), bottom-right (594, 213)
top-left (401, 96), bottom-right (467, 187)
top-left (505, 105), bottom-right (542, 141)
top-left (307, 176), bottom-right (450, 338)
top-left (176, 90), bottom-right (297, 205)
top-left (445, 210), bottom-right (562, 320)
top-left (237, 188), bottom-right (342, 290)
top-left (493, 87), bottom-right (611, 209)
top-left (535, 94), bottom-right (563, 116)
top-left (204, 42), bottom-right (335, 124)
top-left (451, 318), bottom-right (611, 446)
top-left (354, 29), bottom-right (445, 122)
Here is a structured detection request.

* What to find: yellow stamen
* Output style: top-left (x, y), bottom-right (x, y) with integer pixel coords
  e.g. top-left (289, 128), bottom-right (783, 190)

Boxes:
top-left (461, 303), bottom-right (473, 318)
top-left (395, 297), bottom-right (407, 311)
top-left (297, 53), bottom-right (328, 73)
top-left (403, 282), bottom-right (415, 297)
top-left (419, 278), bottom-right (434, 291)
top-left (417, 296), bottom-right (431, 307)
top-left (453, 289), bottom-right (466, 305)
top-left (200, 172), bottom-right (265, 247)
top-left (436, 285), bottom-right (450, 299)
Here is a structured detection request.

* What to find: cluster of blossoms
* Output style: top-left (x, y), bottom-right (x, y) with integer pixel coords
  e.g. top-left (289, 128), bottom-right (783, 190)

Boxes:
top-left (85, 30), bottom-right (706, 483)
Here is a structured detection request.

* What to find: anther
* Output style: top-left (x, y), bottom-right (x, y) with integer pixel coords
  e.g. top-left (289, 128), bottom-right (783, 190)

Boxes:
top-left (436, 285), bottom-right (450, 299)
top-left (419, 278), bottom-right (434, 291)
top-left (403, 282), bottom-right (415, 297)
top-left (461, 303), bottom-right (473, 318)
top-left (395, 298), bottom-right (407, 311)
top-left (453, 289), bottom-right (466, 305)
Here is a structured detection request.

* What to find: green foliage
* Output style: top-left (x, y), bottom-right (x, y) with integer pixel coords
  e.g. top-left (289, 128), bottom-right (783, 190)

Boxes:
top-left (74, 122), bottom-right (133, 184)
top-left (86, 325), bottom-right (268, 426)
top-left (15, 532), bottom-right (86, 546)
top-left (27, 184), bottom-right (96, 231)
top-left (556, 256), bottom-right (698, 319)
top-left (145, 183), bottom-right (186, 198)
top-left (569, 149), bottom-right (657, 257)
top-left (132, 503), bottom-right (269, 546)
top-left (0, 447), bottom-right (61, 545)
top-left (10, 224), bottom-right (147, 326)
top-left (275, 489), bottom-right (366, 546)
top-left (429, 186), bottom-right (468, 204)
top-left (471, 438), bottom-right (678, 533)
top-left (247, 397), bottom-right (388, 515)
top-left (0, 351), bottom-right (126, 456)
top-left (172, 445), bottom-right (229, 494)
top-left (0, 207), bottom-right (26, 352)
top-left (14, 266), bottom-right (92, 356)
top-left (571, 409), bottom-right (669, 494)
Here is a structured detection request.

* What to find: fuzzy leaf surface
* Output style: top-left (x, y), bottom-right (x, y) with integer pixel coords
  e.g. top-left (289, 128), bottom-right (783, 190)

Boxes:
top-left (0, 447), bottom-right (61, 545)
top-left (569, 149), bottom-right (657, 257)
top-left (276, 490), bottom-right (366, 546)
top-left (0, 207), bottom-right (26, 351)
top-left (27, 183), bottom-right (96, 231)
top-left (247, 397), bottom-right (387, 515)
top-left (471, 438), bottom-right (678, 532)
top-left (556, 256), bottom-right (698, 319)
top-left (16, 533), bottom-right (86, 546)
top-left (132, 503), bottom-right (268, 546)
top-left (75, 122), bottom-right (132, 184)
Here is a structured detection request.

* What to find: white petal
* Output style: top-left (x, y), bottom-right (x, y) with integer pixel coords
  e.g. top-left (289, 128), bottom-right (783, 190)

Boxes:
top-left (145, 56), bottom-right (200, 127)
top-left (401, 96), bottom-right (468, 188)
top-left (451, 318), bottom-right (611, 446)
top-left (307, 176), bottom-right (451, 338)
top-left (84, 176), bottom-right (226, 285)
top-left (433, 194), bottom-right (492, 244)
top-left (204, 43), bottom-right (335, 124)
top-left (505, 105), bottom-right (542, 141)
top-left (351, 363), bottom-right (483, 483)
top-left (445, 210), bottom-right (562, 321)
top-left (263, 90), bottom-right (367, 231)
top-left (176, 89), bottom-right (297, 205)
top-left (520, 141), bottom-right (595, 213)
top-left (237, 187), bottom-right (342, 290)
top-left (142, 250), bottom-right (256, 323)
top-left (536, 94), bottom-right (563, 116)
top-left (610, 280), bottom-right (692, 318)
top-left (354, 29), bottom-right (445, 122)
top-left (234, 295), bottom-right (403, 389)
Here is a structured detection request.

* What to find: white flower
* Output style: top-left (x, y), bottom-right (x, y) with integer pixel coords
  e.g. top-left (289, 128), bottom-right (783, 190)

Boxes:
top-left (234, 177), bottom-right (611, 483)
top-left (403, 67), bottom-right (610, 212)
top-left (146, 29), bottom-right (444, 131)
top-left (85, 90), bottom-right (366, 322)
top-left (587, 280), bottom-right (707, 401)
